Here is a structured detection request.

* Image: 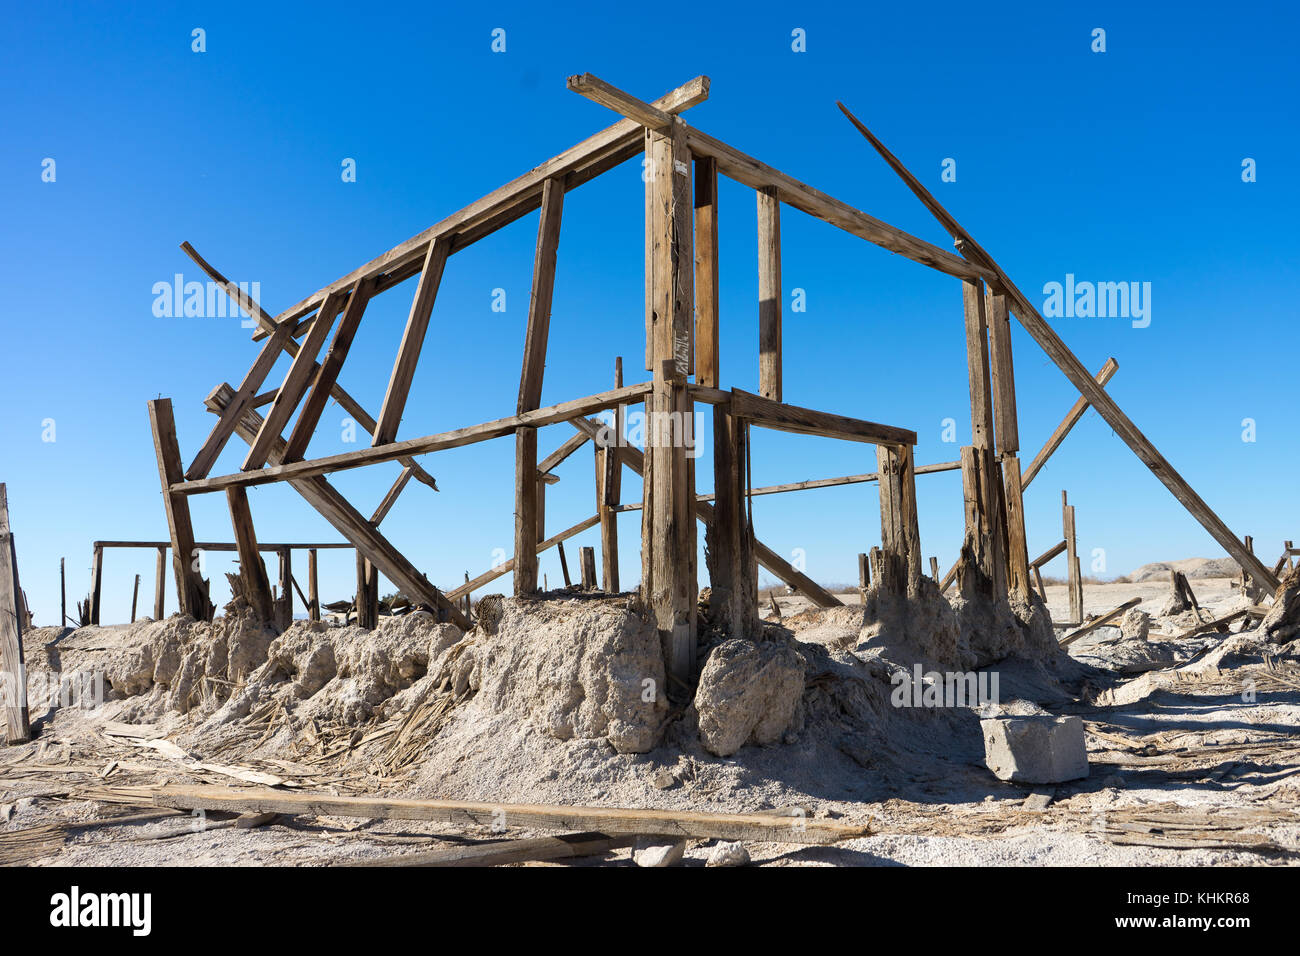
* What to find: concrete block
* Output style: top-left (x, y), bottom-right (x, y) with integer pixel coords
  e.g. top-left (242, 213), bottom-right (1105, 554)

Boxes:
top-left (980, 714), bottom-right (1088, 784)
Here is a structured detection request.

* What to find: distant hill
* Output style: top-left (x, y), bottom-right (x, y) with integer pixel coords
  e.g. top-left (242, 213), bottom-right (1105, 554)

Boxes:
top-left (1128, 557), bottom-right (1240, 582)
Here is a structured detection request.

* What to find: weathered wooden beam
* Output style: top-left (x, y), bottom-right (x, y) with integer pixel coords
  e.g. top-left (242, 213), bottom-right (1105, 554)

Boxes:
top-left (0, 484), bottom-right (30, 743)
top-left (1060, 597), bottom-right (1142, 647)
top-left (757, 186), bottom-right (782, 401)
top-left (148, 399), bottom-right (211, 621)
top-left (226, 487), bottom-right (275, 626)
top-left (346, 831), bottom-right (636, 868)
top-left (1063, 491), bottom-right (1083, 626)
top-left (1022, 358), bottom-right (1119, 489)
top-left (175, 383), bottom-right (652, 495)
top-left (283, 277), bottom-right (375, 462)
top-left (579, 546), bottom-right (597, 590)
top-left (643, 117), bottom-right (699, 686)
top-left (877, 443), bottom-right (922, 595)
top-left (694, 156), bottom-right (720, 388)
top-left (130, 574), bottom-right (140, 623)
top-left (374, 237), bottom-right (451, 446)
top-left (837, 103), bottom-right (1279, 593)
top-left (539, 431), bottom-right (590, 475)
top-left (94, 540), bottom-right (352, 552)
top-left (258, 77), bottom-right (710, 338)
top-left (1002, 458), bottom-right (1031, 602)
top-left (276, 547), bottom-right (293, 629)
top-left (729, 388), bottom-right (916, 447)
top-left (307, 548), bottom-right (319, 622)
top-left (1030, 539), bottom-right (1067, 569)
top-left (153, 546), bottom-right (166, 620)
top-left (514, 427), bottom-right (540, 595)
top-left (88, 543), bottom-right (104, 626)
top-left (595, 444), bottom-right (620, 593)
top-left (985, 287), bottom-right (1018, 455)
top-left (182, 244), bottom-right (441, 492)
top-left (355, 554), bottom-right (379, 629)
top-left (517, 178), bottom-right (566, 413)
top-left (151, 784), bottom-right (870, 845)
top-left (242, 293), bottom-right (344, 471)
top-left (204, 384), bottom-right (468, 629)
top-left (706, 406), bottom-right (759, 636)
top-left (567, 73), bottom-right (672, 129)
top-left (185, 315), bottom-right (295, 480)
top-left (370, 466), bottom-right (413, 526)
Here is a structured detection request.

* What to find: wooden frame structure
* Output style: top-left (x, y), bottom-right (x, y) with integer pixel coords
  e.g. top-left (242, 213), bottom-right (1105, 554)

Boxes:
top-left (147, 74), bottom-right (1273, 689)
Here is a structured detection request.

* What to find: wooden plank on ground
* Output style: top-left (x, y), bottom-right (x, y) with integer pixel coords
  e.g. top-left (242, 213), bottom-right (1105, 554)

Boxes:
top-left (1060, 597), bottom-right (1142, 646)
top-left (152, 785), bottom-right (871, 845)
top-left (343, 831), bottom-right (637, 867)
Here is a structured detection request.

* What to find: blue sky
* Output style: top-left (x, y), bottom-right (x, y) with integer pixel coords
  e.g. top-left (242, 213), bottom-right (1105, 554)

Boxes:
top-left (2, 1), bottom-right (1297, 625)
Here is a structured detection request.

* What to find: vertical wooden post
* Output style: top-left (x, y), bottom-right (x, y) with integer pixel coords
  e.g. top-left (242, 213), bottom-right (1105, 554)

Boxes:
top-left (757, 185), bottom-right (782, 402)
top-left (153, 546), bottom-right (166, 619)
top-left (308, 548), bottom-right (320, 622)
top-left (600, 358), bottom-right (623, 593)
top-left (513, 177), bottom-right (566, 597)
top-left (877, 443), bottom-right (922, 596)
top-left (929, 556), bottom-right (940, 581)
top-left (355, 553), bottom-right (379, 629)
top-left (580, 547), bottom-right (597, 590)
top-left (694, 155), bottom-right (719, 388)
top-left (858, 552), bottom-right (869, 603)
top-left (149, 398), bottom-right (210, 621)
top-left (0, 484), bottom-right (31, 743)
top-left (707, 405), bottom-right (758, 637)
top-left (514, 427), bottom-right (540, 596)
top-left (60, 557), bottom-right (67, 627)
top-left (1002, 458), bottom-right (1031, 602)
top-left (226, 487), bottom-right (274, 627)
top-left (89, 544), bottom-right (104, 626)
top-left (644, 118), bottom-right (698, 684)
top-left (277, 547), bottom-right (293, 630)
top-left (1063, 491), bottom-right (1082, 625)
top-left (961, 282), bottom-right (1006, 595)
top-left (130, 574), bottom-right (140, 623)
top-left (463, 572), bottom-right (472, 617)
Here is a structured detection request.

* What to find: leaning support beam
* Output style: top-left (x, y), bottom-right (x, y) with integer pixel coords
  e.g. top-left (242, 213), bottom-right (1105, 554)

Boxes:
top-left (0, 484), bottom-right (31, 743)
top-left (205, 385), bottom-right (469, 630)
top-left (1022, 358), bottom-right (1119, 489)
top-left (185, 310), bottom-right (295, 479)
top-left (374, 237), bottom-right (451, 446)
top-left (226, 487), bottom-right (275, 626)
top-left (242, 292), bottom-right (344, 470)
top-left (148, 399), bottom-right (211, 620)
top-left (283, 277), bottom-right (376, 462)
top-left (180, 243), bottom-right (440, 493)
top-left (837, 103), bottom-right (1279, 593)
top-left (370, 466), bottom-right (413, 526)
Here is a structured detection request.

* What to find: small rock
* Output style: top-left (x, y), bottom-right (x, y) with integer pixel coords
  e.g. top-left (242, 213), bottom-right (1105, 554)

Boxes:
top-left (706, 841), bottom-right (750, 867)
top-left (981, 714), bottom-right (1089, 784)
top-left (634, 839), bottom-right (686, 868)
top-left (651, 769), bottom-right (677, 790)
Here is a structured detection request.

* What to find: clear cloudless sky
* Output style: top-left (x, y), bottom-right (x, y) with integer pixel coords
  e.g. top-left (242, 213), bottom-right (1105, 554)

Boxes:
top-left (2, 1), bottom-right (1297, 625)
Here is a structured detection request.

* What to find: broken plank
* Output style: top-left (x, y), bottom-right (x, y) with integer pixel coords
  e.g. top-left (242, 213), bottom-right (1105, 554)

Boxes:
top-left (152, 785), bottom-right (870, 845)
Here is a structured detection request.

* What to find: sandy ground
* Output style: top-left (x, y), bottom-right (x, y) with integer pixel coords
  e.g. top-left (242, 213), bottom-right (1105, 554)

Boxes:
top-left (3, 576), bottom-right (1297, 867)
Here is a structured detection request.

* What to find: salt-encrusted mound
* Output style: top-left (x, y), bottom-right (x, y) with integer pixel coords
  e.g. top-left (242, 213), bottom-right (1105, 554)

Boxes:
top-left (468, 596), bottom-right (668, 754)
top-left (694, 638), bottom-right (805, 757)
